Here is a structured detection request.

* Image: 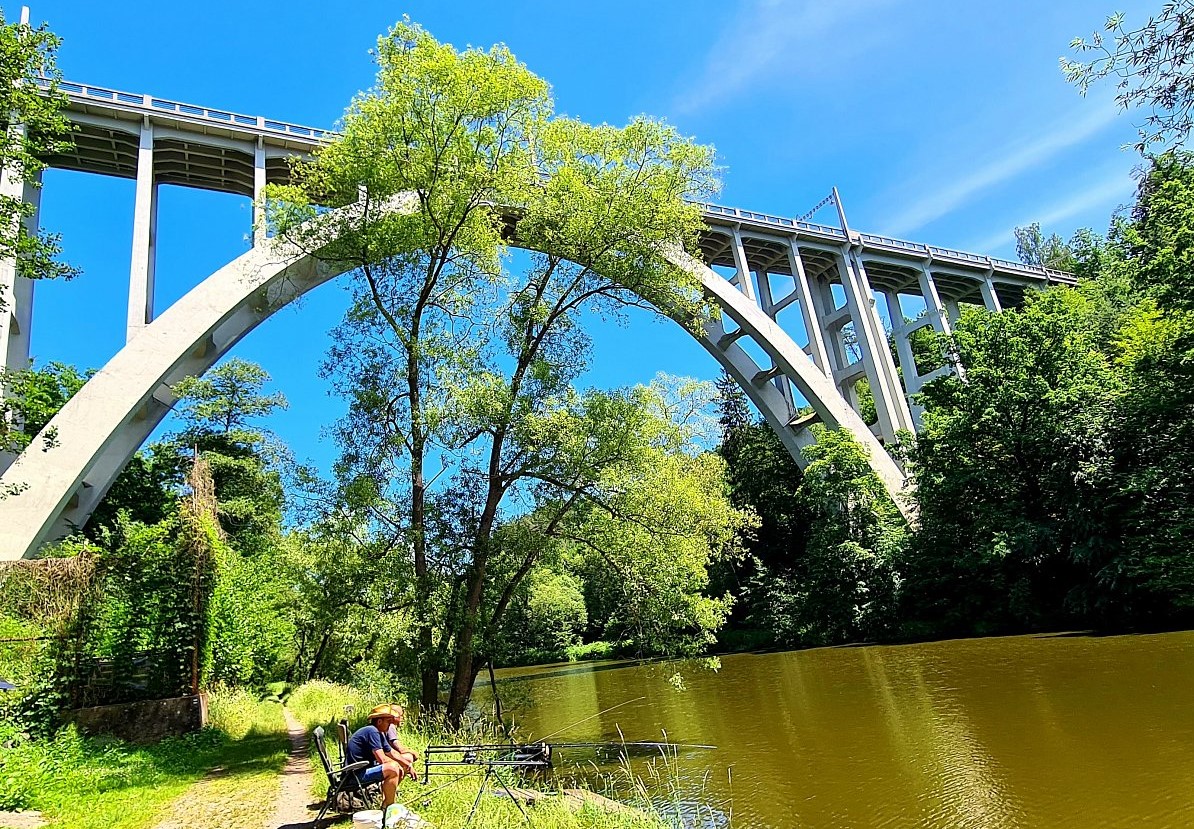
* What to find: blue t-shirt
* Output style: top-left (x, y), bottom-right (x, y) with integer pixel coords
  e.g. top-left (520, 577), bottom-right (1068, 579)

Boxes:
top-left (347, 724), bottom-right (387, 766)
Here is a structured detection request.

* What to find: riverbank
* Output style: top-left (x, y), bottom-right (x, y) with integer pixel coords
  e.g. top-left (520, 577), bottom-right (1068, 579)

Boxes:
top-left (291, 681), bottom-right (669, 829)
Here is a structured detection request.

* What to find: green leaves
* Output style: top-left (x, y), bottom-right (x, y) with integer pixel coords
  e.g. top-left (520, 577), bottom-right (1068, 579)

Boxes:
top-left (266, 20), bottom-right (725, 720)
top-left (1062, 2), bottom-right (1194, 152)
top-left (0, 12), bottom-right (76, 306)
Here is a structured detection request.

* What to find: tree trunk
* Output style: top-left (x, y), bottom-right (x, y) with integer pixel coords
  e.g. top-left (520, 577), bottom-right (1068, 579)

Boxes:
top-left (444, 582), bottom-right (482, 728)
top-left (420, 662), bottom-right (439, 713)
top-left (307, 628), bottom-right (332, 681)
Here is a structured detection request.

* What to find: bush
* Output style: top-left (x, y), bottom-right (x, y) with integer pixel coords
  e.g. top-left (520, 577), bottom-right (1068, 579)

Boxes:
top-left (565, 641), bottom-right (616, 662)
top-left (0, 723), bottom-right (83, 811)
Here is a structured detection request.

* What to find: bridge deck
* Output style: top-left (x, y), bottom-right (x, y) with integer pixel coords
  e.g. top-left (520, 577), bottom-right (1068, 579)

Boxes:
top-left (38, 77), bottom-right (1075, 304)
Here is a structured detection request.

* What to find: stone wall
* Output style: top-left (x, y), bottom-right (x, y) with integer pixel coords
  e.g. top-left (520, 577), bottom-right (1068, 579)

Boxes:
top-left (67, 692), bottom-right (207, 743)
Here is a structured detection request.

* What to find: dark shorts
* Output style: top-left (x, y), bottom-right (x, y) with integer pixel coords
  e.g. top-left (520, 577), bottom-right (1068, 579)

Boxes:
top-left (359, 763), bottom-right (384, 785)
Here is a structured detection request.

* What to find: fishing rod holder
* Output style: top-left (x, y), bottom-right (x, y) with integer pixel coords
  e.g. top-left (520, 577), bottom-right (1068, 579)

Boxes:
top-left (423, 742), bottom-right (554, 784)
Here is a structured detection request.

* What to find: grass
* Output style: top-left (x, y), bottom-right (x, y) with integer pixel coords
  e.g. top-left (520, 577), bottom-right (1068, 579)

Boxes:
top-left (0, 678), bottom-right (693, 829)
top-left (0, 689), bottom-right (290, 829)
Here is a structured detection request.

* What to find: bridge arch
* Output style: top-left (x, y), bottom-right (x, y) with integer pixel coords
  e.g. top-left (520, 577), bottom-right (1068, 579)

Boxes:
top-left (0, 196), bottom-right (912, 559)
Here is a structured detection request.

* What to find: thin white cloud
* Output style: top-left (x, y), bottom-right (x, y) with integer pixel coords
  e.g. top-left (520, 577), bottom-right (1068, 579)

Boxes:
top-left (886, 105), bottom-right (1121, 238)
top-left (964, 169), bottom-right (1135, 255)
top-left (673, 0), bottom-right (890, 116)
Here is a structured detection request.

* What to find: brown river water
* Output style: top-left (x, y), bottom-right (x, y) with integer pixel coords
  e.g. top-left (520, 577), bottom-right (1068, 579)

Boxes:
top-left (482, 632), bottom-right (1194, 828)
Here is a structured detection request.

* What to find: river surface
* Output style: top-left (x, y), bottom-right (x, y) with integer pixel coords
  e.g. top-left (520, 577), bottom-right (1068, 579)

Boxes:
top-left (484, 632), bottom-right (1194, 828)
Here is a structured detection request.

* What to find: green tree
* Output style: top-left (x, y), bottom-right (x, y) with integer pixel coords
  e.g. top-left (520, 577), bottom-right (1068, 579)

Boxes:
top-left (168, 358), bottom-right (289, 553)
top-left (1077, 151), bottom-right (1194, 623)
top-left (270, 22), bottom-right (724, 725)
top-left (0, 13), bottom-right (76, 481)
top-left (0, 362), bottom-right (88, 455)
top-left (1063, 1), bottom-right (1194, 151)
top-left (752, 426), bottom-right (904, 646)
top-left (903, 283), bottom-right (1128, 635)
top-left (1015, 222), bottom-right (1078, 270)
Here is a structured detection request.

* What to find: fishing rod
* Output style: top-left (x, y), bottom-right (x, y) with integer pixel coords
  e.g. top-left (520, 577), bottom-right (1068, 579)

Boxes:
top-left (422, 740), bottom-right (717, 783)
top-left (536, 696), bottom-right (646, 742)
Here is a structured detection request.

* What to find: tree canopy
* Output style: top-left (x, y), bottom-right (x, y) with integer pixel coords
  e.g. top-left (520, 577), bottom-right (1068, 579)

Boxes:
top-left (268, 21), bottom-right (734, 724)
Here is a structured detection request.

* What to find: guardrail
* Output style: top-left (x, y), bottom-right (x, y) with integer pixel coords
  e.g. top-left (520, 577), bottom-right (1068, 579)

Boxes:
top-left (38, 77), bottom-right (331, 142)
top-left (698, 202), bottom-right (847, 238)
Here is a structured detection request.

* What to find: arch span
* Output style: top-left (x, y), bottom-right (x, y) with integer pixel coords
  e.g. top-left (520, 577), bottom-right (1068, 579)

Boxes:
top-left (0, 197), bottom-right (911, 559)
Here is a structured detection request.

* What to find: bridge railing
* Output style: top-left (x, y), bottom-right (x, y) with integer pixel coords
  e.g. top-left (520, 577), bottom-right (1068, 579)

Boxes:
top-left (38, 77), bottom-right (332, 143)
top-left (697, 202), bottom-right (847, 239)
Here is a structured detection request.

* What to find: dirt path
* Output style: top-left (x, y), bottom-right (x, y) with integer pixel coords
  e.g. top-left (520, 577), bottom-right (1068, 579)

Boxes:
top-left (146, 708), bottom-right (317, 829)
top-left (268, 708), bottom-right (319, 829)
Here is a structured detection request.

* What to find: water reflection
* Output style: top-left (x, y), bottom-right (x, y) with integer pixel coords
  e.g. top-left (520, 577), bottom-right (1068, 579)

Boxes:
top-left (481, 632), bottom-right (1194, 828)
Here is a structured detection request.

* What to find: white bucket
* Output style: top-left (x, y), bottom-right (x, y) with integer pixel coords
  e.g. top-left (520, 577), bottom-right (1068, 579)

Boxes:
top-left (352, 810), bottom-right (384, 828)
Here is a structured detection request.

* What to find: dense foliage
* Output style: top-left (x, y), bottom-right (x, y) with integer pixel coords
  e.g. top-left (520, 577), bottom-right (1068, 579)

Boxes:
top-left (714, 151), bottom-right (1194, 647)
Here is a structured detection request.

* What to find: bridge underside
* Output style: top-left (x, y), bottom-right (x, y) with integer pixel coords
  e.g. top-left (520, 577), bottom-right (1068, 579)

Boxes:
top-left (0, 81), bottom-right (1076, 558)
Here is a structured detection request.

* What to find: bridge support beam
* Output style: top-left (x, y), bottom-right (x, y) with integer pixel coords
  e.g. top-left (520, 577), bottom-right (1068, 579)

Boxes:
top-left (729, 226), bottom-right (756, 302)
top-left (884, 289), bottom-right (917, 398)
top-left (127, 118), bottom-right (158, 341)
top-left (836, 246), bottom-right (914, 443)
top-left (980, 271), bottom-right (1003, 312)
top-left (786, 240), bottom-right (831, 375)
top-left (253, 137), bottom-right (266, 246)
top-left (0, 128), bottom-right (43, 476)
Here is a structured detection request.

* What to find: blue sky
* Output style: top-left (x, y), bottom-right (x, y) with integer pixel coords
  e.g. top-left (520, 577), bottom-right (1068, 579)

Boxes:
top-left (16, 0), bottom-right (1153, 475)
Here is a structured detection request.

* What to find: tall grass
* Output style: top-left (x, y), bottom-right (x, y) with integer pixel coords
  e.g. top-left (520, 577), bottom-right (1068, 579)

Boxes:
top-left (0, 688), bottom-right (288, 828)
top-left (288, 679), bottom-right (387, 731)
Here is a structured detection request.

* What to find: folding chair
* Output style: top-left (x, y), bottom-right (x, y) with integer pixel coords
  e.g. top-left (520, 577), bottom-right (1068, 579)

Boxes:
top-left (337, 718), bottom-right (352, 765)
top-left (313, 725), bottom-right (380, 824)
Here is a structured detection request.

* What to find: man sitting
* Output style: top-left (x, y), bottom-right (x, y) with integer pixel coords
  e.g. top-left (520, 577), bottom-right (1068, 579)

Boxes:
top-left (346, 704), bottom-right (420, 809)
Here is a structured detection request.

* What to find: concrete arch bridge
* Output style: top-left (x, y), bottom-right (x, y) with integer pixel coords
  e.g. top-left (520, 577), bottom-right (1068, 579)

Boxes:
top-left (0, 81), bottom-right (1074, 559)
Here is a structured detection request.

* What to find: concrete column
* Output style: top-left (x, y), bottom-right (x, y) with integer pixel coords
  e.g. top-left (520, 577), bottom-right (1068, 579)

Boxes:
top-left (755, 268), bottom-right (774, 314)
top-left (0, 134), bottom-right (39, 376)
top-left (838, 247), bottom-right (915, 438)
top-left (917, 264), bottom-right (953, 336)
top-left (786, 240), bottom-right (832, 374)
top-left (885, 291), bottom-right (918, 395)
top-left (253, 137), bottom-right (267, 246)
top-left (0, 123), bottom-right (40, 476)
top-left (751, 266), bottom-right (793, 407)
top-left (917, 263), bottom-right (966, 381)
top-left (127, 118), bottom-right (157, 341)
top-left (979, 271), bottom-right (1003, 312)
top-left (730, 226), bottom-right (756, 303)
top-left (944, 299), bottom-right (961, 325)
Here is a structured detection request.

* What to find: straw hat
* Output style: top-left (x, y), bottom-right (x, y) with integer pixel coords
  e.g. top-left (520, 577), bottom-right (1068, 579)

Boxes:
top-left (368, 703), bottom-right (402, 721)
